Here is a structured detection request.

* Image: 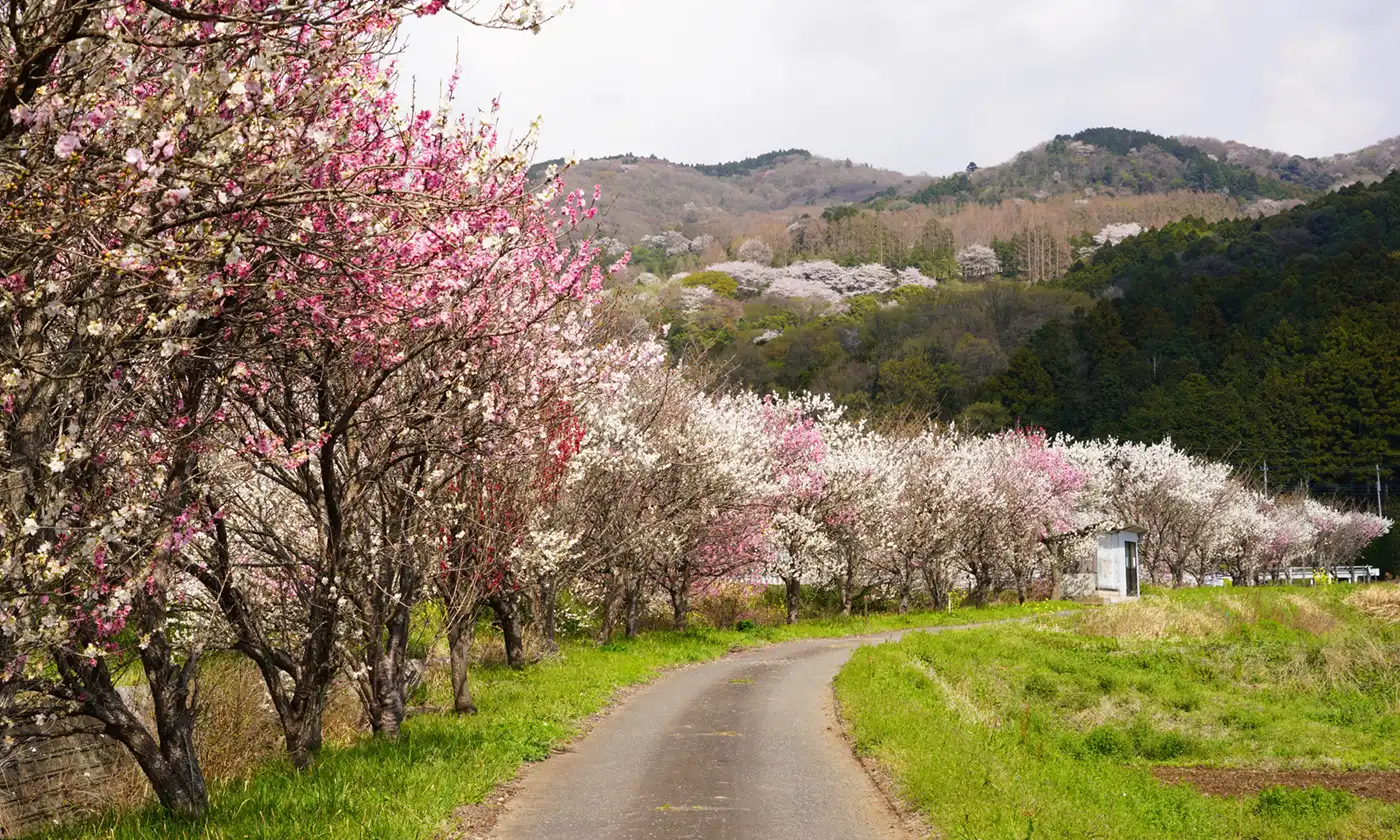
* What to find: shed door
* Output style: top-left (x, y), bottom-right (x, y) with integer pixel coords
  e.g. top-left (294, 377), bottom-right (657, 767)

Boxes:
top-left (1124, 539), bottom-right (1139, 597)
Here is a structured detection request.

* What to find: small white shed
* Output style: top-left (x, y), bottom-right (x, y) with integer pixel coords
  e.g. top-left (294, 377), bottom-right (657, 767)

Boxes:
top-left (1095, 527), bottom-right (1144, 599)
top-left (1061, 526), bottom-right (1144, 601)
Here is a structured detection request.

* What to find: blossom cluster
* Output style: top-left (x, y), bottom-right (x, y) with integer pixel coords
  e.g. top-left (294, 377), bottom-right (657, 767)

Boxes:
top-left (700, 260), bottom-right (937, 301)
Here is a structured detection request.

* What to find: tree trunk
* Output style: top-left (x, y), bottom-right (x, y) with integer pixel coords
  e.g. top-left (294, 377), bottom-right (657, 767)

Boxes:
top-left (598, 576), bottom-right (621, 643)
top-left (784, 577), bottom-right (801, 625)
top-left (104, 712), bottom-right (208, 819)
top-left (537, 580), bottom-right (558, 653)
top-left (624, 583), bottom-right (642, 639)
top-left (369, 597), bottom-right (411, 739)
top-left (193, 501), bottom-right (336, 769)
top-left (669, 585), bottom-right (689, 632)
top-left (489, 592), bottom-right (525, 669)
top-left (447, 612), bottom-right (478, 715)
top-left (65, 633), bottom-right (210, 818)
top-left (840, 559), bottom-right (854, 617)
top-left (140, 741), bottom-right (207, 819)
top-left (968, 560), bottom-right (995, 607)
top-left (898, 576), bottom-right (911, 614)
top-left (284, 696), bottom-right (325, 770)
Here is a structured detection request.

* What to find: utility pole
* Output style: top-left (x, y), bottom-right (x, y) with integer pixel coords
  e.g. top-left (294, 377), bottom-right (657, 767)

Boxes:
top-left (1262, 459), bottom-right (1269, 496)
top-left (1378, 465), bottom-right (1385, 518)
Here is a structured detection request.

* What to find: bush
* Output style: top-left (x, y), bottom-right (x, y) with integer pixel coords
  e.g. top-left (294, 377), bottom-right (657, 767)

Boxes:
top-left (1084, 725), bottom-right (1131, 757)
top-left (1129, 719), bottom-right (1195, 760)
top-left (1082, 720), bottom-right (1196, 760)
top-left (692, 581), bottom-right (768, 629)
top-left (681, 270), bottom-right (739, 298)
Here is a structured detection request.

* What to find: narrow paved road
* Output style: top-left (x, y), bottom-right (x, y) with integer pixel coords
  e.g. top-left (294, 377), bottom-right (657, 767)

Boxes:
top-left (486, 631), bottom-right (918, 840)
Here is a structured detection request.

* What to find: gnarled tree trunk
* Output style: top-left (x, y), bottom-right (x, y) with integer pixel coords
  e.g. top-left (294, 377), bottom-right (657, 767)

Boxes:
top-left (784, 577), bottom-right (801, 625)
top-left (489, 591), bottom-right (525, 669)
top-left (535, 579), bottom-right (559, 653)
top-left (669, 584), bottom-right (690, 632)
top-left (58, 644), bottom-right (208, 819)
top-left (623, 582), bottom-right (642, 639)
top-left (446, 610), bottom-right (478, 715)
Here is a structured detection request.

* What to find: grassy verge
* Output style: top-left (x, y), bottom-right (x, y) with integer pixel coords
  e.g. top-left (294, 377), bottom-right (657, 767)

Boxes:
top-left (835, 585), bottom-right (1400, 840)
top-left (43, 602), bottom-right (1061, 840)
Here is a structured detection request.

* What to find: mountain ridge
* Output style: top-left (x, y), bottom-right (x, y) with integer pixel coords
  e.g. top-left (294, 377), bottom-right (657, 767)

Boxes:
top-left (545, 129), bottom-right (1400, 240)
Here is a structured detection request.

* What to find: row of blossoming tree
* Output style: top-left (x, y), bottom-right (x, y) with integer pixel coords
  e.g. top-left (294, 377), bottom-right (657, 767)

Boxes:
top-left (0, 0), bottom-right (1391, 824)
top-left (0, 0), bottom-right (632, 817)
top-left (562, 384), bottom-right (1390, 630)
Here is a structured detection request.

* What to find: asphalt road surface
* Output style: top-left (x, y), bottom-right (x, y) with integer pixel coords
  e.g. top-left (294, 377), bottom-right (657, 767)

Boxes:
top-left (486, 631), bottom-right (920, 840)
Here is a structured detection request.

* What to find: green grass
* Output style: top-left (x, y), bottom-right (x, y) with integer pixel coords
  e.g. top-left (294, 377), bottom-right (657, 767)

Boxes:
top-left (834, 586), bottom-right (1400, 839)
top-left (44, 602), bottom-right (1061, 840)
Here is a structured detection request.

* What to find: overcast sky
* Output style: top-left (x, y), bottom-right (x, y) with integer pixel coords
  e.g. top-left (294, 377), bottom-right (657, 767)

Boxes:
top-left (394, 0), bottom-right (1400, 176)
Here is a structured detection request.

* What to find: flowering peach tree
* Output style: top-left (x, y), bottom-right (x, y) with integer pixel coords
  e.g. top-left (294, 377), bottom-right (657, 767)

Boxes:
top-left (0, 0), bottom-right (583, 815)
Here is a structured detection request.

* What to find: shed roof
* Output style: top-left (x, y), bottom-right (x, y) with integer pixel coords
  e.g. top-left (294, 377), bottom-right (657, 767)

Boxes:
top-left (1105, 524), bottom-right (1147, 535)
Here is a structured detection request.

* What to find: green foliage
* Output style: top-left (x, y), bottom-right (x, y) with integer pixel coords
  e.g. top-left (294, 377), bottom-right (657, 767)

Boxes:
top-left (905, 126), bottom-right (1313, 207)
top-left (820, 204), bottom-right (862, 223)
top-left (724, 282), bottom-right (1091, 425)
top-left (525, 157), bottom-right (565, 181)
top-left (681, 270), bottom-right (739, 298)
top-left (1254, 787), bottom-right (1357, 821)
top-left (1069, 128), bottom-right (1301, 200)
top-left (983, 175), bottom-right (1400, 546)
top-left (691, 149), bottom-right (811, 178)
top-left (735, 301), bottom-right (802, 333)
top-left (955, 401), bottom-right (1013, 434)
top-left (991, 236), bottom-right (1023, 278)
top-left (909, 172), bottom-right (973, 204)
top-left (629, 244), bottom-right (676, 278)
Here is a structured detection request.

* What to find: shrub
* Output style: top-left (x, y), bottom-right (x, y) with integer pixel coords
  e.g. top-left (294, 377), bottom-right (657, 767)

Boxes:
top-left (1128, 719), bottom-right (1195, 760)
top-left (693, 581), bottom-right (768, 629)
top-left (1083, 725), bottom-right (1131, 757)
top-left (682, 270), bottom-right (739, 298)
top-left (1082, 720), bottom-right (1196, 760)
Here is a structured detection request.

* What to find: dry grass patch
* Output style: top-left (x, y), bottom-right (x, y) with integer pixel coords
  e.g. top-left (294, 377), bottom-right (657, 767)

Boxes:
top-left (1345, 585), bottom-right (1400, 624)
top-left (1075, 598), bottom-right (1229, 640)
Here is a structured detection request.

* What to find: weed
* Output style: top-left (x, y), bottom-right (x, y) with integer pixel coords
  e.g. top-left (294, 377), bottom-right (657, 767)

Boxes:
top-left (1254, 786), bottom-right (1356, 820)
top-left (1024, 672), bottom-right (1059, 700)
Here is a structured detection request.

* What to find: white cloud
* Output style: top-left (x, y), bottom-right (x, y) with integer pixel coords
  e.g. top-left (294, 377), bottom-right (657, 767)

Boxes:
top-left (394, 0), bottom-right (1400, 174)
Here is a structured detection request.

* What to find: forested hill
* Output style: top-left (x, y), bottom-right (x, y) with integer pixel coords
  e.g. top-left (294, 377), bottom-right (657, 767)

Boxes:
top-left (907, 128), bottom-right (1319, 206)
top-left (705, 174), bottom-right (1400, 566)
top-left (984, 173), bottom-right (1400, 500)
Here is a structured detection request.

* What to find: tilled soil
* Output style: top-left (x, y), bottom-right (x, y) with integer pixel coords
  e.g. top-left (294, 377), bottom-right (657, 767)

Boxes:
top-left (1153, 766), bottom-right (1400, 803)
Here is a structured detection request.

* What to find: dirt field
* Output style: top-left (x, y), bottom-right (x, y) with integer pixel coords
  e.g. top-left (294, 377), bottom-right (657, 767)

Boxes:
top-left (1153, 767), bottom-right (1400, 803)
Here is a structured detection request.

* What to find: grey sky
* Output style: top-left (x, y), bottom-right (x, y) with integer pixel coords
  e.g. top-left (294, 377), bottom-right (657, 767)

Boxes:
top-left (395, 0), bottom-right (1400, 176)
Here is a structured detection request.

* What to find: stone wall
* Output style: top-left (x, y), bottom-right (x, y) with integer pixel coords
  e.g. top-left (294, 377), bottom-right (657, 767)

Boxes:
top-left (0, 724), bottom-right (136, 836)
top-left (1060, 572), bottom-right (1098, 600)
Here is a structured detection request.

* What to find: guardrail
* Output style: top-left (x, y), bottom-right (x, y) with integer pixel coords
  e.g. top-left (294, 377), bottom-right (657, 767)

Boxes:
top-left (1260, 566), bottom-right (1383, 584)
